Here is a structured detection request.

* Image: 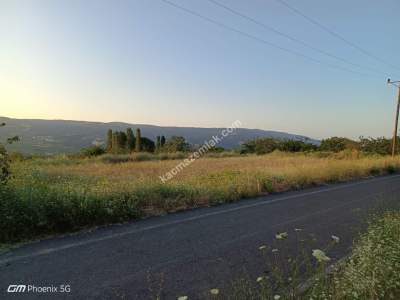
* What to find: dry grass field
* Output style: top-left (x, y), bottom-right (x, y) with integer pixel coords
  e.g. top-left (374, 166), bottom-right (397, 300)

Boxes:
top-left (2, 151), bottom-right (400, 244)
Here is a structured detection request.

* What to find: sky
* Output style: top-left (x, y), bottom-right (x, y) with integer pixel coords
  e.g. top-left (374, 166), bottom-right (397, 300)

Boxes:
top-left (1, 0), bottom-right (400, 140)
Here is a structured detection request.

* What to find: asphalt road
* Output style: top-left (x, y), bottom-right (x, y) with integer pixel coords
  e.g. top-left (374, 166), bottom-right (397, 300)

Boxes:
top-left (1, 175), bottom-right (400, 300)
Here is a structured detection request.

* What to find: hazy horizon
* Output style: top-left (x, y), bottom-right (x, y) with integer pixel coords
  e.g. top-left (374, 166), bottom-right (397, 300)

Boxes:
top-left (2, 0), bottom-right (400, 140)
top-left (0, 114), bottom-right (396, 141)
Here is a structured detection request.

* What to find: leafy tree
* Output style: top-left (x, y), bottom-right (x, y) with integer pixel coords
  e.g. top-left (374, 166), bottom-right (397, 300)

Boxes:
top-left (241, 138), bottom-right (317, 154)
top-left (0, 123), bottom-right (19, 184)
top-left (112, 132), bottom-right (119, 153)
top-left (0, 143), bottom-right (9, 184)
top-left (107, 128), bottom-right (156, 154)
top-left (254, 139), bottom-right (280, 154)
top-left (160, 135), bottom-right (166, 147)
top-left (81, 145), bottom-right (105, 157)
top-left (359, 136), bottom-right (394, 155)
top-left (240, 141), bottom-right (255, 154)
top-left (140, 137), bottom-right (155, 152)
top-left (163, 136), bottom-right (190, 152)
top-left (118, 131), bottom-right (127, 149)
top-left (106, 129), bottom-right (113, 152)
top-left (156, 136), bottom-right (161, 150)
top-left (319, 137), bottom-right (358, 152)
top-left (280, 140), bottom-right (317, 152)
top-left (126, 128), bottom-right (135, 152)
top-left (208, 146), bottom-right (225, 153)
top-left (241, 138), bottom-right (280, 155)
top-left (7, 136), bottom-right (19, 144)
top-left (135, 128), bottom-right (141, 152)
top-left (111, 131), bottom-right (127, 153)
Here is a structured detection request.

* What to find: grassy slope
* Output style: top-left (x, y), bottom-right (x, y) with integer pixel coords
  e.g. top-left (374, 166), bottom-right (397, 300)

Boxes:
top-left (1, 152), bottom-right (400, 245)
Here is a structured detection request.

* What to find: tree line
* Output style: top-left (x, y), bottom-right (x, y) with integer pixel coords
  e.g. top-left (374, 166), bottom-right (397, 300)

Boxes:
top-left (241, 136), bottom-right (400, 155)
top-left (82, 132), bottom-right (400, 157)
top-left (82, 128), bottom-right (193, 157)
top-left (106, 128), bottom-right (162, 154)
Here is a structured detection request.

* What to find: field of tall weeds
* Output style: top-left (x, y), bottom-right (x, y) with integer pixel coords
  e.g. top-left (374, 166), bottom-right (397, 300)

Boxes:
top-left (1, 151), bottom-right (400, 245)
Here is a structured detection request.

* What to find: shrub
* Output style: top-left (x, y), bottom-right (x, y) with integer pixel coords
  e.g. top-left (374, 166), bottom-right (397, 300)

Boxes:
top-left (140, 137), bottom-right (155, 153)
top-left (162, 136), bottom-right (190, 153)
top-left (279, 140), bottom-right (318, 152)
top-left (208, 146), bottom-right (225, 153)
top-left (99, 154), bottom-right (132, 164)
top-left (320, 137), bottom-right (359, 152)
top-left (132, 152), bottom-right (155, 162)
top-left (359, 136), bottom-right (395, 155)
top-left (8, 152), bottom-right (25, 162)
top-left (242, 138), bottom-right (317, 154)
top-left (126, 128), bottom-right (135, 151)
top-left (81, 145), bottom-right (106, 157)
top-left (241, 138), bottom-right (280, 154)
top-left (0, 144), bottom-right (9, 184)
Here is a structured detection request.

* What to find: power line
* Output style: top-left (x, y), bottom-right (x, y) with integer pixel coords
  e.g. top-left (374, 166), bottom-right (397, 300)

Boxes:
top-left (274, 0), bottom-right (400, 72)
top-left (207, 0), bottom-right (388, 77)
top-left (159, 0), bottom-right (374, 77)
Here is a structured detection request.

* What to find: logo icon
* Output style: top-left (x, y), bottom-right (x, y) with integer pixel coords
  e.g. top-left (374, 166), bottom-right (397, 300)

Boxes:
top-left (7, 285), bottom-right (26, 293)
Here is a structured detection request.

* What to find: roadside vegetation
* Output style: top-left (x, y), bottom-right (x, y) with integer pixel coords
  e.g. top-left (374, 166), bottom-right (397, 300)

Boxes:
top-left (1, 150), bottom-right (400, 246)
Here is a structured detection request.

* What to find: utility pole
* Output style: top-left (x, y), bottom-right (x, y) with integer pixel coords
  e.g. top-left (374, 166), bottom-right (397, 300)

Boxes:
top-left (387, 79), bottom-right (400, 157)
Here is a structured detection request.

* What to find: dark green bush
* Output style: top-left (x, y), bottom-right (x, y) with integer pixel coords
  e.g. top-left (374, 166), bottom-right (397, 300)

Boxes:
top-left (81, 145), bottom-right (106, 157)
top-left (161, 136), bottom-right (190, 153)
top-left (241, 138), bottom-right (280, 154)
top-left (0, 144), bottom-right (9, 184)
top-left (320, 137), bottom-right (359, 152)
top-left (359, 136), bottom-right (397, 155)
top-left (241, 138), bottom-right (317, 155)
top-left (280, 140), bottom-right (317, 152)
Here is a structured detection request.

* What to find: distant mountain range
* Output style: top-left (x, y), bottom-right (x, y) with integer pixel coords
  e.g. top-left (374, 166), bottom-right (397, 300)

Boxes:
top-left (0, 117), bottom-right (319, 155)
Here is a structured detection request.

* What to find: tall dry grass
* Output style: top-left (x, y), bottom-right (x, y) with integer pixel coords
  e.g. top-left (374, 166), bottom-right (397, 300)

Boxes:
top-left (2, 151), bottom-right (400, 244)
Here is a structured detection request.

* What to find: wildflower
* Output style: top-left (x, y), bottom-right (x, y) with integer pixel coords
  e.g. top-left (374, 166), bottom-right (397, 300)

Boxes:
top-left (178, 297), bottom-right (188, 300)
top-left (272, 248), bottom-right (278, 253)
top-left (312, 249), bottom-right (331, 262)
top-left (256, 276), bottom-right (263, 283)
top-left (275, 232), bottom-right (288, 240)
top-left (294, 228), bottom-right (302, 232)
top-left (210, 288), bottom-right (219, 295)
top-left (331, 235), bottom-right (340, 243)
top-left (274, 295), bottom-right (281, 300)
top-left (258, 245), bottom-right (267, 250)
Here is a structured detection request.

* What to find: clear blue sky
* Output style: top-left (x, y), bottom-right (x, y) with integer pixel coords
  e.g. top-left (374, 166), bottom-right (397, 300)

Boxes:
top-left (1, 0), bottom-right (400, 139)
